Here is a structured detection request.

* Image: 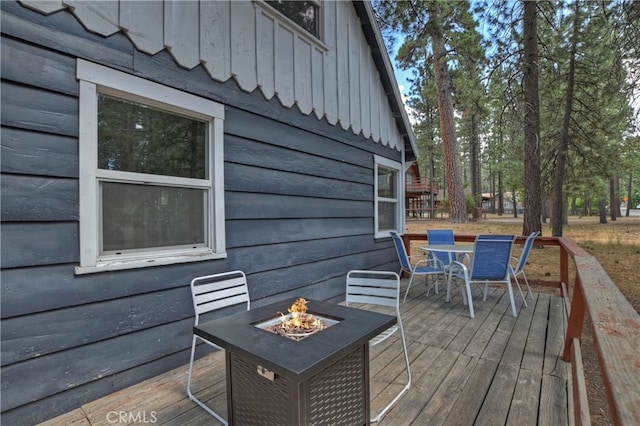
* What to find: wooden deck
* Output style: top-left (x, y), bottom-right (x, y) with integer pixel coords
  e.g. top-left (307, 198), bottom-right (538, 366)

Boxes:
top-left (40, 280), bottom-right (571, 426)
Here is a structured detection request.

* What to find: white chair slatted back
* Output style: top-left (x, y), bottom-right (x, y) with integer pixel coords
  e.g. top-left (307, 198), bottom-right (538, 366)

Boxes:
top-left (191, 271), bottom-right (250, 323)
top-left (346, 270), bottom-right (402, 347)
top-left (346, 274), bottom-right (399, 309)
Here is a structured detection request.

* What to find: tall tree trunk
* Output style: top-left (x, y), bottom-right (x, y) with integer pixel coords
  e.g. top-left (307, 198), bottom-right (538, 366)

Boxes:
top-left (498, 171), bottom-right (504, 215)
top-left (551, 0), bottom-right (579, 236)
top-left (599, 197), bottom-right (608, 224)
top-left (432, 7), bottom-right (467, 223)
top-left (489, 165), bottom-right (495, 214)
top-left (470, 113), bottom-right (482, 219)
top-left (430, 156), bottom-right (436, 219)
top-left (614, 174), bottom-right (621, 217)
top-left (522, 0), bottom-right (542, 236)
top-left (626, 172), bottom-right (633, 217)
top-left (609, 175), bottom-right (618, 221)
top-left (542, 195), bottom-right (551, 224)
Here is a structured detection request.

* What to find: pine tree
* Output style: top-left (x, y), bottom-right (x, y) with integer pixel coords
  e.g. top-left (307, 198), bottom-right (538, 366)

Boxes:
top-left (375, 0), bottom-right (485, 222)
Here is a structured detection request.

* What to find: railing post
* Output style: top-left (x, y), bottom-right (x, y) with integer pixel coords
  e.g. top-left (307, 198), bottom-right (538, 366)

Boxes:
top-left (570, 337), bottom-right (592, 425)
top-left (402, 234), bottom-right (411, 257)
top-left (563, 271), bottom-right (586, 362)
top-left (560, 245), bottom-right (569, 293)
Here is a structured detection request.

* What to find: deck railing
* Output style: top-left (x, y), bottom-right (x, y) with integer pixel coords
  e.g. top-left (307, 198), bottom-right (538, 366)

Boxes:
top-left (405, 178), bottom-right (438, 194)
top-left (402, 233), bottom-right (640, 426)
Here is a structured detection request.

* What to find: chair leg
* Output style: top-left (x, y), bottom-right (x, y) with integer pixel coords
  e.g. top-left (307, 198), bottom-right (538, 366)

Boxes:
top-left (370, 322), bottom-right (411, 423)
top-left (187, 336), bottom-right (199, 401)
top-left (521, 271), bottom-right (534, 299)
top-left (512, 274), bottom-right (528, 308)
top-left (425, 275), bottom-right (442, 298)
top-left (464, 280), bottom-right (475, 319)
top-left (402, 274), bottom-right (416, 303)
top-left (425, 275), bottom-right (434, 298)
top-left (505, 276), bottom-right (518, 318)
top-left (446, 269), bottom-right (456, 302)
top-left (187, 336), bottom-right (228, 426)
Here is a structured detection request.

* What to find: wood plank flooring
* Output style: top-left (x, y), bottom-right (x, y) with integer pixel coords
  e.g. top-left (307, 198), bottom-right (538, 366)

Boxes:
top-left (40, 279), bottom-right (571, 426)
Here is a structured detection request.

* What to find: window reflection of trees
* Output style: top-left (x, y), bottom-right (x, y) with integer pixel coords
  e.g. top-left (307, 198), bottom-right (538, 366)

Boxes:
top-left (378, 168), bottom-right (397, 199)
top-left (97, 94), bottom-right (206, 179)
top-left (266, 1), bottom-right (319, 37)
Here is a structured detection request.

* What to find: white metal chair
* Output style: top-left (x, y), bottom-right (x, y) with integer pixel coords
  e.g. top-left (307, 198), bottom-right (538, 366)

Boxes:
top-left (345, 270), bottom-right (411, 423)
top-left (187, 270), bottom-right (250, 425)
top-left (389, 231), bottom-right (446, 303)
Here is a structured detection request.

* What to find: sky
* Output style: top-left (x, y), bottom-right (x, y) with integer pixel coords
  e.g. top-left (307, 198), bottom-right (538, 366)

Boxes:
top-left (385, 37), bottom-right (416, 121)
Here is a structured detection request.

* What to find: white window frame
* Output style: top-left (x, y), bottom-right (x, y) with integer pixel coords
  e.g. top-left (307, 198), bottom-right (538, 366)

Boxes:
top-left (374, 155), bottom-right (404, 238)
top-left (75, 60), bottom-right (226, 275)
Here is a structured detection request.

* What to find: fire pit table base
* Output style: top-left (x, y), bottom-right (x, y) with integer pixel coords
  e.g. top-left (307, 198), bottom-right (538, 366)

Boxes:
top-left (228, 346), bottom-right (368, 426)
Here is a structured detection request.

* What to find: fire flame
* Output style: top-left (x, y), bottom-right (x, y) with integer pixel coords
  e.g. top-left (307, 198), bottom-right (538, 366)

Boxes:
top-left (277, 298), bottom-right (323, 331)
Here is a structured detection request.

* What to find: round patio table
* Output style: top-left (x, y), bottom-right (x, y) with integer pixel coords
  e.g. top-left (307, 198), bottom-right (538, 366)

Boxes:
top-left (421, 244), bottom-right (475, 302)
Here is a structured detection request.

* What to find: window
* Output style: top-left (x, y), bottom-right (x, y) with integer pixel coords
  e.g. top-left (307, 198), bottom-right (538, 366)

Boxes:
top-left (265, 1), bottom-right (320, 38)
top-left (374, 155), bottom-right (403, 238)
top-left (75, 60), bottom-right (226, 274)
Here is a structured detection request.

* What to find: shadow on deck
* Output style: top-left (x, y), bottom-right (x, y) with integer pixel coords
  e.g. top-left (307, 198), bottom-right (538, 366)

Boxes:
top-left (40, 279), bottom-right (570, 426)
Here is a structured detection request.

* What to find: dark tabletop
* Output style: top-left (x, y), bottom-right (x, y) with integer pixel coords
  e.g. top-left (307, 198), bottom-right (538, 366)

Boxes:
top-left (194, 298), bottom-right (396, 383)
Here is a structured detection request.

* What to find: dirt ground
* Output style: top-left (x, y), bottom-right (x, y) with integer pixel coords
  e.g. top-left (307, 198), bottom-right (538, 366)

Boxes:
top-left (405, 214), bottom-right (640, 425)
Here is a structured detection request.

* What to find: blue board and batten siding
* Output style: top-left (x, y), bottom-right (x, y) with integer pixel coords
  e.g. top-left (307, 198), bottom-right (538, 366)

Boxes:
top-left (0, 1), bottom-right (412, 423)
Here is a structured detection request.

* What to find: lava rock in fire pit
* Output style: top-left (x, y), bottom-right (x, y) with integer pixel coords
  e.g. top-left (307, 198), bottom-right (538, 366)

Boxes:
top-left (258, 298), bottom-right (338, 341)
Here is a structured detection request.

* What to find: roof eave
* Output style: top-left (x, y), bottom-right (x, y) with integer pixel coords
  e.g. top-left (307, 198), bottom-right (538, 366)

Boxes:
top-left (352, 1), bottom-right (419, 162)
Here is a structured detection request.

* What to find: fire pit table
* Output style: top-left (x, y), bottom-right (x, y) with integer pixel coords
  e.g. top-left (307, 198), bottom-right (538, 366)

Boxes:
top-left (194, 297), bottom-right (396, 425)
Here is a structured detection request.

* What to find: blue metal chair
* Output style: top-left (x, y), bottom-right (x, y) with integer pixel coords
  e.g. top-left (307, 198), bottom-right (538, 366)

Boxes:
top-left (426, 229), bottom-right (458, 282)
top-left (346, 270), bottom-right (411, 423)
top-left (511, 231), bottom-right (540, 300)
top-left (471, 234), bottom-right (535, 306)
top-left (390, 231), bottom-right (446, 303)
top-left (447, 235), bottom-right (519, 318)
top-left (427, 229), bottom-right (455, 245)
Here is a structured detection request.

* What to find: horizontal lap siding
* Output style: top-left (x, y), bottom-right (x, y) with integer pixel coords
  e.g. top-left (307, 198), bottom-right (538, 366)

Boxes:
top-left (1, 286), bottom-right (193, 365)
top-left (1, 81), bottom-right (78, 137)
top-left (1, 174), bottom-right (78, 221)
top-left (1, 128), bottom-right (79, 177)
top-left (226, 192), bottom-right (370, 219)
top-left (1, 223), bottom-right (79, 269)
top-left (0, 2), bottom-right (401, 423)
top-left (1, 319), bottom-right (193, 411)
